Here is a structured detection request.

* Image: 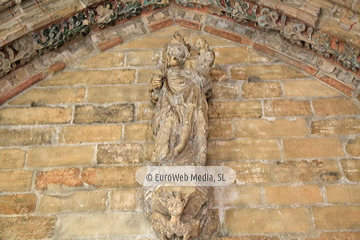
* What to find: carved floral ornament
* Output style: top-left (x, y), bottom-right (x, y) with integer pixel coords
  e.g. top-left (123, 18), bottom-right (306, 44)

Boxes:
top-left (0, 0), bottom-right (359, 86)
top-left (145, 32), bottom-right (218, 239)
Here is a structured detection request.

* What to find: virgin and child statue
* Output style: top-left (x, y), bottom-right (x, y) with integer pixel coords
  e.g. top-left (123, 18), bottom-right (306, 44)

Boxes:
top-left (149, 32), bottom-right (215, 166)
top-left (146, 32), bottom-right (218, 240)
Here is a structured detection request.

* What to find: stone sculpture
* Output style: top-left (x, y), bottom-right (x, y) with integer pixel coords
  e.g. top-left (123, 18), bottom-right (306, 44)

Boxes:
top-left (146, 32), bottom-right (218, 239)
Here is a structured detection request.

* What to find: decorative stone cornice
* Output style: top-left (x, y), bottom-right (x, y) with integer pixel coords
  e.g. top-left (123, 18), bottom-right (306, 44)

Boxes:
top-left (0, 0), bottom-right (359, 104)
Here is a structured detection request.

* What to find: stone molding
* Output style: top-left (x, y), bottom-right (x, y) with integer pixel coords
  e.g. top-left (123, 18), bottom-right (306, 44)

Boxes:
top-left (0, 0), bottom-right (359, 104)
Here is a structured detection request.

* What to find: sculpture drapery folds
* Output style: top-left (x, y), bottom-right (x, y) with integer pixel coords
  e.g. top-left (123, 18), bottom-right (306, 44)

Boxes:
top-left (149, 32), bottom-right (214, 166)
top-left (145, 32), bottom-right (218, 239)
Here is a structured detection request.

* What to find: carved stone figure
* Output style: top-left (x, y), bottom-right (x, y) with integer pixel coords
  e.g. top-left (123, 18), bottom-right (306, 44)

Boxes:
top-left (146, 32), bottom-right (218, 239)
top-left (149, 32), bottom-right (214, 166)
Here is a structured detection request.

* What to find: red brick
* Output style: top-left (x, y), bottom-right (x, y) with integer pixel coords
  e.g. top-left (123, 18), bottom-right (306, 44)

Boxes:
top-left (253, 42), bottom-right (276, 57)
top-left (46, 62), bottom-right (66, 74)
top-left (0, 72), bottom-right (44, 105)
top-left (316, 73), bottom-right (353, 97)
top-left (97, 36), bottom-right (123, 51)
top-left (36, 168), bottom-right (84, 191)
top-left (274, 52), bottom-right (302, 69)
top-left (204, 26), bottom-right (253, 45)
top-left (303, 64), bottom-right (318, 75)
top-left (175, 18), bottom-right (202, 31)
top-left (148, 18), bottom-right (173, 32)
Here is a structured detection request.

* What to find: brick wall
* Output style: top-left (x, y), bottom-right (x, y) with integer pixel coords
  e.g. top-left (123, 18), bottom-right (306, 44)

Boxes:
top-left (0, 25), bottom-right (359, 239)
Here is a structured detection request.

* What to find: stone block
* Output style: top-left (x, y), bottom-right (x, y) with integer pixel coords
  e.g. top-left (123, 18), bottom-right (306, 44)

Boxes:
top-left (0, 148), bottom-right (26, 169)
top-left (59, 125), bottom-right (122, 144)
top-left (208, 120), bottom-right (233, 139)
top-left (346, 136), bottom-right (360, 157)
top-left (0, 217), bottom-right (56, 239)
top-left (312, 98), bottom-right (360, 116)
top-left (242, 82), bottom-right (282, 99)
top-left (0, 107), bottom-right (72, 125)
top-left (81, 167), bottom-right (139, 188)
top-left (76, 52), bottom-right (124, 68)
top-left (74, 104), bottom-right (134, 124)
top-left (226, 208), bottom-right (311, 234)
top-left (214, 186), bottom-right (262, 206)
top-left (38, 191), bottom-right (108, 213)
top-left (39, 70), bottom-right (135, 86)
top-left (271, 160), bottom-right (341, 183)
top-left (313, 206), bottom-right (360, 230)
top-left (8, 88), bottom-right (86, 105)
top-left (55, 212), bottom-right (153, 238)
top-left (214, 47), bottom-right (273, 65)
top-left (283, 137), bottom-right (344, 158)
top-left (0, 170), bottom-right (33, 192)
top-left (234, 118), bottom-right (308, 138)
top-left (27, 146), bottom-right (94, 167)
top-left (265, 185), bottom-right (323, 205)
top-left (231, 65), bottom-right (307, 80)
top-left (265, 99), bottom-right (312, 117)
top-left (88, 85), bottom-right (148, 103)
top-left (223, 161), bottom-right (271, 184)
top-left (127, 50), bottom-right (161, 66)
top-left (212, 83), bottom-right (239, 100)
top-left (209, 101), bottom-right (262, 119)
top-left (0, 194), bottom-right (37, 214)
top-left (0, 128), bottom-right (55, 146)
top-left (283, 80), bottom-right (341, 97)
top-left (208, 139), bottom-right (280, 161)
top-left (97, 143), bottom-right (144, 164)
top-left (326, 185), bottom-right (360, 204)
top-left (311, 118), bottom-right (360, 135)
top-left (341, 159), bottom-right (360, 182)
top-left (124, 123), bottom-right (154, 141)
top-left (138, 69), bottom-right (162, 83)
top-left (110, 189), bottom-right (138, 210)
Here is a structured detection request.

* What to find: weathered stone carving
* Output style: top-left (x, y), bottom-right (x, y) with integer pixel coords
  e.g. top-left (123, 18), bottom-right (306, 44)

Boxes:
top-left (146, 32), bottom-right (218, 239)
top-left (0, 35), bottom-right (39, 78)
top-left (0, 0), bottom-right (165, 78)
top-left (33, 12), bottom-right (91, 50)
top-left (0, 0), bottom-right (359, 88)
top-left (0, 0), bottom-right (22, 12)
top-left (149, 32), bottom-right (214, 166)
top-left (175, 0), bottom-right (360, 76)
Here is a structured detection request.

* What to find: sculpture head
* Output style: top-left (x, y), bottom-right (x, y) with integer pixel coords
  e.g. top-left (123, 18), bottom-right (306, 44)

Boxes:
top-left (167, 193), bottom-right (187, 217)
top-left (195, 38), bottom-right (209, 54)
top-left (165, 32), bottom-right (190, 68)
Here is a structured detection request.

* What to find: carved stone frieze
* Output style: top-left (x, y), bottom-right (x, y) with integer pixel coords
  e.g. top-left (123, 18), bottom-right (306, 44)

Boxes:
top-left (174, 0), bottom-right (360, 75)
top-left (0, 0), bottom-right (359, 90)
top-left (0, 0), bottom-right (167, 78)
top-left (146, 32), bottom-right (218, 239)
top-left (0, 35), bottom-right (39, 78)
